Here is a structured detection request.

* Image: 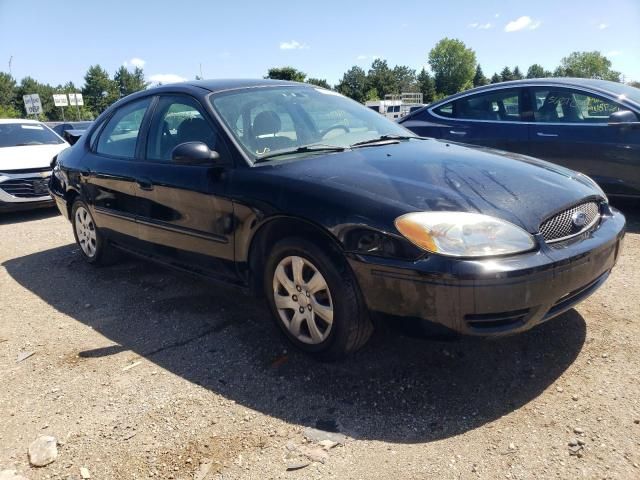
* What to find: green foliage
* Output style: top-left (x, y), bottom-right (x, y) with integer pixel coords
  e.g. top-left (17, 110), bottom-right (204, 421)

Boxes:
top-left (367, 59), bottom-right (397, 98)
top-left (629, 81), bottom-right (640, 89)
top-left (265, 67), bottom-right (306, 82)
top-left (336, 66), bottom-right (368, 103)
top-left (82, 65), bottom-right (118, 116)
top-left (428, 38), bottom-right (476, 96)
top-left (526, 64), bottom-right (546, 79)
top-left (558, 51), bottom-right (621, 81)
top-left (473, 65), bottom-right (488, 87)
top-left (512, 66), bottom-right (523, 80)
top-left (114, 66), bottom-right (149, 98)
top-left (500, 66), bottom-right (513, 82)
top-left (392, 65), bottom-right (417, 93)
top-left (306, 78), bottom-right (331, 89)
top-left (0, 72), bottom-right (17, 109)
top-left (365, 88), bottom-right (379, 101)
top-left (490, 73), bottom-right (501, 84)
top-left (417, 69), bottom-right (436, 103)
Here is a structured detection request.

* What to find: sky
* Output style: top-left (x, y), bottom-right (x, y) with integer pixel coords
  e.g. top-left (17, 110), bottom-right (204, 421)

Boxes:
top-left (0, 0), bottom-right (638, 88)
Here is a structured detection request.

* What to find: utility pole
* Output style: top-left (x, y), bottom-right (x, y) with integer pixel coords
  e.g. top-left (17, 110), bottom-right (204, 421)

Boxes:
top-left (8, 56), bottom-right (13, 75)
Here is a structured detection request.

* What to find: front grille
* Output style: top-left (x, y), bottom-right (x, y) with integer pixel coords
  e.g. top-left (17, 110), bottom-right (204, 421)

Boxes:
top-left (0, 176), bottom-right (51, 198)
top-left (0, 167), bottom-right (51, 175)
top-left (539, 201), bottom-right (600, 243)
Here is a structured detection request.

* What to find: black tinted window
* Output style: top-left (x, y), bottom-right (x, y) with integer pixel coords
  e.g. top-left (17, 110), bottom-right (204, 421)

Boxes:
top-left (146, 95), bottom-right (222, 162)
top-left (457, 89), bottom-right (521, 121)
top-left (532, 88), bottom-right (629, 123)
top-left (96, 98), bottom-right (151, 159)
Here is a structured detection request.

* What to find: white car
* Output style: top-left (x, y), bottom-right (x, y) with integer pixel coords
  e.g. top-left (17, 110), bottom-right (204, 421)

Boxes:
top-left (0, 119), bottom-right (69, 212)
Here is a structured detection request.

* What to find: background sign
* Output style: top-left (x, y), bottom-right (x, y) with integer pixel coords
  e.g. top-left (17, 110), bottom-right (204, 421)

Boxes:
top-left (53, 94), bottom-right (69, 107)
top-left (68, 93), bottom-right (84, 106)
top-left (23, 94), bottom-right (42, 115)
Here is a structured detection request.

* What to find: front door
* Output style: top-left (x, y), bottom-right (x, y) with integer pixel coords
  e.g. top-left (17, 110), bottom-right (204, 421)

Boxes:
top-left (135, 94), bottom-right (237, 279)
top-left (526, 86), bottom-right (640, 196)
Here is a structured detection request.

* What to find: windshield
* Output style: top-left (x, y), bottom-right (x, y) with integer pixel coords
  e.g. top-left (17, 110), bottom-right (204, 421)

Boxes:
top-left (600, 81), bottom-right (640, 107)
top-left (0, 122), bottom-right (65, 148)
top-left (211, 86), bottom-right (414, 162)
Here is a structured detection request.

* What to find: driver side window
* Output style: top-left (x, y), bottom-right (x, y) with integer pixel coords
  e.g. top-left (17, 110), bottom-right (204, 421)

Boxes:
top-left (146, 95), bottom-right (223, 162)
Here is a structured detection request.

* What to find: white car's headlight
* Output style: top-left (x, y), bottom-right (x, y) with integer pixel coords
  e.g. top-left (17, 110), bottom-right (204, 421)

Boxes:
top-left (395, 212), bottom-right (535, 258)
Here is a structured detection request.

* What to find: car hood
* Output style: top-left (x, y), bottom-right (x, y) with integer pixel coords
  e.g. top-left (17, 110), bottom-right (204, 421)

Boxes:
top-left (0, 143), bottom-right (69, 172)
top-left (264, 139), bottom-right (603, 233)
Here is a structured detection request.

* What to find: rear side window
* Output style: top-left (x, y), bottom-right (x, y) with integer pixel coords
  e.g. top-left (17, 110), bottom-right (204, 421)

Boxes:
top-left (433, 102), bottom-right (453, 118)
top-left (96, 98), bottom-right (151, 159)
top-left (433, 89), bottom-right (521, 121)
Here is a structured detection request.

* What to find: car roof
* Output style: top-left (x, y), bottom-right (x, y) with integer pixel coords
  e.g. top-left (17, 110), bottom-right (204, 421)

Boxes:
top-left (181, 78), bottom-right (307, 93)
top-left (431, 78), bottom-right (629, 105)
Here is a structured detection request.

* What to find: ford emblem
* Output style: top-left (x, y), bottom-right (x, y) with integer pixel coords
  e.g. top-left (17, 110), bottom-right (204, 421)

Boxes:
top-left (571, 211), bottom-right (588, 228)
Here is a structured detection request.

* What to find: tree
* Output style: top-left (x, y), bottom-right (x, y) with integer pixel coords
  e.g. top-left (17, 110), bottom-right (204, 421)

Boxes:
top-left (83, 65), bottom-right (117, 116)
top-left (428, 38), bottom-right (476, 96)
top-left (512, 66), bottom-right (524, 80)
top-left (306, 78), bottom-right (331, 89)
top-left (500, 66), bottom-right (513, 82)
top-left (114, 66), bottom-right (148, 98)
top-left (526, 64), bottom-right (546, 79)
top-left (392, 65), bottom-right (417, 93)
top-left (558, 51), bottom-right (621, 81)
top-left (629, 81), bottom-right (640, 89)
top-left (367, 59), bottom-right (397, 98)
top-left (336, 66), bottom-right (368, 103)
top-left (490, 73), bottom-right (502, 84)
top-left (265, 67), bottom-right (306, 82)
top-left (0, 72), bottom-right (20, 117)
top-left (417, 69), bottom-right (436, 103)
top-left (472, 65), bottom-right (488, 87)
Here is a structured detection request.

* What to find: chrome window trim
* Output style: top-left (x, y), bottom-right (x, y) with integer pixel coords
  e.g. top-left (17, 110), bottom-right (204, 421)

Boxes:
top-left (426, 82), bottom-right (639, 126)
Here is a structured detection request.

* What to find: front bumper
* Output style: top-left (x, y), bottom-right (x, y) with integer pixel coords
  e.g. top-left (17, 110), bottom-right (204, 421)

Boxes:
top-left (349, 207), bottom-right (626, 336)
top-left (0, 171), bottom-right (53, 212)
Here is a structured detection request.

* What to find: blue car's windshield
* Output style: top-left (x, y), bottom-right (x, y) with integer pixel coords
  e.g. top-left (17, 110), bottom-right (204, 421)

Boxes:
top-left (210, 86), bottom-right (415, 162)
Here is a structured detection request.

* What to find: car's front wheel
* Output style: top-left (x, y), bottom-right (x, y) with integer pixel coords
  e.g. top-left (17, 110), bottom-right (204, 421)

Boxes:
top-left (264, 238), bottom-right (373, 360)
top-left (71, 200), bottom-right (114, 265)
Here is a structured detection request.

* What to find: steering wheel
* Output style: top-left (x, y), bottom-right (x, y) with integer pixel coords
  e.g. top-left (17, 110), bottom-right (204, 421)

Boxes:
top-left (320, 124), bottom-right (350, 138)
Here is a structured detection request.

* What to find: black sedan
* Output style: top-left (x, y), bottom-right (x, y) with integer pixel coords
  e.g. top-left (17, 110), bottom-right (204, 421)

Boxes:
top-left (399, 78), bottom-right (640, 198)
top-left (49, 79), bottom-right (626, 359)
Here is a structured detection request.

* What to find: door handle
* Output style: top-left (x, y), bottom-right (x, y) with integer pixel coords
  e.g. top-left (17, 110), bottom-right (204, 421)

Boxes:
top-left (136, 178), bottom-right (154, 191)
top-left (536, 132), bottom-right (559, 137)
top-left (449, 130), bottom-right (467, 136)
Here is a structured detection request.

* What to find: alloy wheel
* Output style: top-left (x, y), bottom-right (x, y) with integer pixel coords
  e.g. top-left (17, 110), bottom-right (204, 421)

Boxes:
top-left (272, 255), bottom-right (334, 345)
top-left (75, 206), bottom-right (97, 258)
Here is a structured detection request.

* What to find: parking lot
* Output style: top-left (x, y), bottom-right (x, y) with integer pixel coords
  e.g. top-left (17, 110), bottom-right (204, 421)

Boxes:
top-left (0, 205), bottom-right (639, 479)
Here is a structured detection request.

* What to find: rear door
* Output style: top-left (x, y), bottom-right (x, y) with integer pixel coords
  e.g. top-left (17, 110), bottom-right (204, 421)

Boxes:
top-left (85, 96), bottom-right (152, 242)
top-left (134, 94), bottom-right (237, 279)
top-left (526, 86), bottom-right (640, 196)
top-left (406, 88), bottom-right (530, 154)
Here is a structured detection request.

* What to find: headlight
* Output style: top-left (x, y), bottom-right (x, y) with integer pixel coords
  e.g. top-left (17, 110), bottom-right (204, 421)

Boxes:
top-left (395, 212), bottom-right (535, 258)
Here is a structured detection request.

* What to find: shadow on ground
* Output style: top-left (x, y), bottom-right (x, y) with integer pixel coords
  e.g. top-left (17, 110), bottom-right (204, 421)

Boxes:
top-left (3, 240), bottom-right (591, 444)
top-left (0, 206), bottom-right (59, 225)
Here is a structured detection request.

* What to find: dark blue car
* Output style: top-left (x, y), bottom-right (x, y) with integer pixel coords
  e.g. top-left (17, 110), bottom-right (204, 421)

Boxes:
top-left (399, 78), bottom-right (640, 198)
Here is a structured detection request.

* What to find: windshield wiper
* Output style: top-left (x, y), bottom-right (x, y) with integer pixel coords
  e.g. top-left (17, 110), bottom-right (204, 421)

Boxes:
top-left (254, 145), bottom-right (347, 163)
top-left (350, 134), bottom-right (418, 148)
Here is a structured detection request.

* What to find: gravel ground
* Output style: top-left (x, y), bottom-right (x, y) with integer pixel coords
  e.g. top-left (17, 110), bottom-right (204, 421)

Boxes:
top-left (0, 204), bottom-right (638, 480)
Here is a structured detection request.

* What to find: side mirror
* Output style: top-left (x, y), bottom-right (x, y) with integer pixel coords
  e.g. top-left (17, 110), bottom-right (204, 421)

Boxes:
top-left (171, 142), bottom-right (220, 165)
top-left (608, 110), bottom-right (639, 126)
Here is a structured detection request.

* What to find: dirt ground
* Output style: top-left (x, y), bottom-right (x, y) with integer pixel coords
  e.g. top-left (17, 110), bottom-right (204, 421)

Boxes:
top-left (0, 203), bottom-right (639, 480)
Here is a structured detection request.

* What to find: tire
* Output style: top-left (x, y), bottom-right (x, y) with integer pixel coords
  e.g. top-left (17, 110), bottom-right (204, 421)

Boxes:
top-left (71, 199), bottom-right (116, 266)
top-left (264, 237), bottom-right (373, 360)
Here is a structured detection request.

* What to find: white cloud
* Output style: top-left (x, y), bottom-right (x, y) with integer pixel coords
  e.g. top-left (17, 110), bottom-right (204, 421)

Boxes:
top-left (279, 40), bottom-right (308, 50)
top-left (494, 13), bottom-right (500, 18)
top-left (123, 57), bottom-right (146, 68)
top-left (607, 50), bottom-right (622, 57)
top-left (504, 16), bottom-right (542, 32)
top-left (598, 23), bottom-right (609, 30)
top-left (356, 54), bottom-right (368, 60)
top-left (469, 22), bottom-right (492, 29)
top-left (148, 73), bottom-right (187, 85)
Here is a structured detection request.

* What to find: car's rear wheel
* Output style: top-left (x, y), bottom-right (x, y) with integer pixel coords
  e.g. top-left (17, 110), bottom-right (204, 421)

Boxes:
top-left (71, 200), bottom-right (114, 265)
top-left (264, 237), bottom-right (373, 360)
